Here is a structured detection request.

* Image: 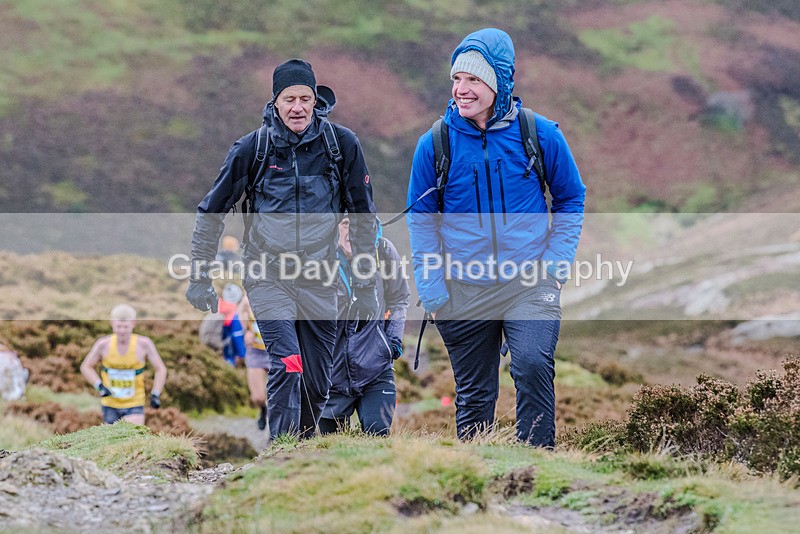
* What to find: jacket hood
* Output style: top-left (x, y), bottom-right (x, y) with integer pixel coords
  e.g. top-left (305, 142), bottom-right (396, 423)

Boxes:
top-left (450, 28), bottom-right (515, 127)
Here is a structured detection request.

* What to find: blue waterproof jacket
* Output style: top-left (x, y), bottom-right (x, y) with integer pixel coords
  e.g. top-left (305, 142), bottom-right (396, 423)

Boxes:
top-left (407, 28), bottom-right (586, 311)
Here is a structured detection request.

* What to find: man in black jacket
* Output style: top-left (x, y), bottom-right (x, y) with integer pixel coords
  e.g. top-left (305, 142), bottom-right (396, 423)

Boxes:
top-left (187, 59), bottom-right (378, 440)
top-left (319, 218), bottom-right (409, 436)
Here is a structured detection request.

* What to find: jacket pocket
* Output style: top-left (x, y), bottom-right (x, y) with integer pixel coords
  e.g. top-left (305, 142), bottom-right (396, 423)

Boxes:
top-left (375, 324), bottom-right (393, 364)
top-left (496, 159), bottom-right (508, 224)
top-left (473, 165), bottom-right (483, 228)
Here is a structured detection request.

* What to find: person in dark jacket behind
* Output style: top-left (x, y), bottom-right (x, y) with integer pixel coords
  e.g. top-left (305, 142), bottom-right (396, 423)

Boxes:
top-left (319, 218), bottom-right (409, 436)
top-left (187, 59), bottom-right (379, 441)
top-left (406, 29), bottom-right (586, 448)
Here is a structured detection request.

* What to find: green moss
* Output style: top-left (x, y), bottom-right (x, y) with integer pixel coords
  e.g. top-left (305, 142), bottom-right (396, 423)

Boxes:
top-left (578, 16), bottom-right (679, 72)
top-left (554, 361), bottom-right (607, 389)
top-left (40, 181), bottom-right (88, 213)
top-left (33, 421), bottom-right (198, 478)
top-left (205, 435), bottom-right (490, 532)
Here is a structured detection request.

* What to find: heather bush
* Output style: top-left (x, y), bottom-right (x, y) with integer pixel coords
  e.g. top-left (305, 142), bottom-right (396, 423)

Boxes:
top-left (623, 359), bottom-right (800, 480)
top-left (626, 374), bottom-right (741, 456)
top-left (727, 359), bottom-right (800, 479)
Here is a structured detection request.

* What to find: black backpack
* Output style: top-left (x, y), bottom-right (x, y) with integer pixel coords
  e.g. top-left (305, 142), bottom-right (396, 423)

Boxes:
top-left (384, 107), bottom-right (548, 226)
top-left (240, 88), bottom-right (345, 247)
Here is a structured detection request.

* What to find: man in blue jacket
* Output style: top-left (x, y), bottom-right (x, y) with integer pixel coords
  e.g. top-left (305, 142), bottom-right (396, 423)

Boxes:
top-left (406, 28), bottom-right (586, 448)
top-left (319, 218), bottom-right (409, 436)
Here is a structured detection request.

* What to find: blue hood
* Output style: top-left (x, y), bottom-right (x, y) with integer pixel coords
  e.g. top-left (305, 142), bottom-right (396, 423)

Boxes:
top-left (450, 28), bottom-right (515, 126)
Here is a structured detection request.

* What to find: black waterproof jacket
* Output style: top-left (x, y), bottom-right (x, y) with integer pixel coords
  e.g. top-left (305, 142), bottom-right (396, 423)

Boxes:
top-left (331, 238), bottom-right (410, 396)
top-left (191, 99), bottom-right (377, 266)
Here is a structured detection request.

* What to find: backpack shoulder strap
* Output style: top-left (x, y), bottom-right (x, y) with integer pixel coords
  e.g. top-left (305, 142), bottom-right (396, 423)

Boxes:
top-left (321, 120), bottom-right (343, 166)
top-left (253, 124), bottom-right (270, 167)
top-left (242, 124), bottom-right (270, 244)
top-left (320, 120), bottom-right (348, 214)
top-left (432, 118), bottom-right (450, 213)
top-left (519, 107), bottom-right (547, 196)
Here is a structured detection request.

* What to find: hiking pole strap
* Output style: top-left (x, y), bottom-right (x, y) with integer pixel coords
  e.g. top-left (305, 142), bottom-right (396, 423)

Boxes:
top-left (414, 312), bottom-right (432, 371)
top-left (383, 186), bottom-right (439, 226)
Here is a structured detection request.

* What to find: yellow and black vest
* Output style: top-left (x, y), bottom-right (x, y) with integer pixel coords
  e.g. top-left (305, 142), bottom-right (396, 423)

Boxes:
top-left (100, 334), bottom-right (145, 408)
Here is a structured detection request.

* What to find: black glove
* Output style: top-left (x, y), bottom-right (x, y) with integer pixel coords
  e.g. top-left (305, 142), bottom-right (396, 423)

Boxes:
top-left (96, 382), bottom-right (112, 397)
top-left (186, 267), bottom-right (218, 313)
top-left (150, 393), bottom-right (161, 409)
top-left (350, 284), bottom-right (379, 332)
top-left (389, 337), bottom-right (403, 360)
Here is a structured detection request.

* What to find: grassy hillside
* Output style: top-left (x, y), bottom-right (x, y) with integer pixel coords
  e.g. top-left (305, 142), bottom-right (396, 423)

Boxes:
top-left (0, 0), bottom-right (798, 213)
top-left (200, 432), bottom-right (800, 532)
top-left (4, 421), bottom-right (798, 532)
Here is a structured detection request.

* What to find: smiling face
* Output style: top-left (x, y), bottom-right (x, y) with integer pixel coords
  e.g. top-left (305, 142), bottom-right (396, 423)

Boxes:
top-left (451, 72), bottom-right (496, 130)
top-left (276, 85), bottom-right (316, 133)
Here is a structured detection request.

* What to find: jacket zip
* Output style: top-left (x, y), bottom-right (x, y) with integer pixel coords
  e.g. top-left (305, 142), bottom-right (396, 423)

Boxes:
top-left (291, 148), bottom-right (300, 251)
top-left (472, 165), bottom-right (483, 228)
top-left (343, 335), bottom-right (353, 396)
top-left (341, 265), bottom-right (354, 396)
top-left (375, 323), bottom-right (393, 364)
top-left (481, 132), bottom-right (500, 270)
top-left (496, 160), bottom-right (507, 224)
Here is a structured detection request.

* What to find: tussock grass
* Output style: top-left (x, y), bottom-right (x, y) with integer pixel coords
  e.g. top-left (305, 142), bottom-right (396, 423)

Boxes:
top-left (202, 432), bottom-right (800, 532)
top-left (0, 414), bottom-right (53, 450)
top-left (203, 433), bottom-right (490, 533)
top-left (33, 421), bottom-right (198, 480)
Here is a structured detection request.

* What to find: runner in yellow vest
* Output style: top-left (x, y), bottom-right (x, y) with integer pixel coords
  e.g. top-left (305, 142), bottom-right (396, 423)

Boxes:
top-left (80, 304), bottom-right (167, 425)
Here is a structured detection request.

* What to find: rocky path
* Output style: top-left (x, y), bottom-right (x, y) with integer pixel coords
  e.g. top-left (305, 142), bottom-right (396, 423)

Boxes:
top-left (0, 449), bottom-right (228, 533)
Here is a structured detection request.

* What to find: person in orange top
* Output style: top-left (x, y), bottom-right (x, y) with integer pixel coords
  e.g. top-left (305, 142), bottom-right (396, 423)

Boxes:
top-left (80, 304), bottom-right (168, 425)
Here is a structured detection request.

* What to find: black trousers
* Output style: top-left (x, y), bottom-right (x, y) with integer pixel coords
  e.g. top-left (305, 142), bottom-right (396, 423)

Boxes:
top-left (434, 276), bottom-right (562, 447)
top-left (248, 276), bottom-right (337, 440)
top-left (319, 367), bottom-right (396, 436)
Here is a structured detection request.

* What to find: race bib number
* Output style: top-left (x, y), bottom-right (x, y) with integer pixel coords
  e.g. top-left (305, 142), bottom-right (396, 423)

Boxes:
top-left (107, 368), bottom-right (135, 399)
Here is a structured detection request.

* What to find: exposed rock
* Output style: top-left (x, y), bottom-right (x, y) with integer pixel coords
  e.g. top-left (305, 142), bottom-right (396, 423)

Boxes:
top-left (0, 449), bottom-right (212, 533)
top-left (729, 312), bottom-right (800, 344)
top-left (188, 462), bottom-right (235, 485)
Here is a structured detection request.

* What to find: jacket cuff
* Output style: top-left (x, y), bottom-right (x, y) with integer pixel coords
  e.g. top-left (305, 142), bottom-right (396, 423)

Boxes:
top-left (545, 262), bottom-right (570, 284)
top-left (422, 295), bottom-right (449, 314)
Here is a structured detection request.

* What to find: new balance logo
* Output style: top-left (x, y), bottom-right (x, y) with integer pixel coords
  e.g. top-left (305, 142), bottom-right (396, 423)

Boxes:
top-left (543, 293), bottom-right (556, 302)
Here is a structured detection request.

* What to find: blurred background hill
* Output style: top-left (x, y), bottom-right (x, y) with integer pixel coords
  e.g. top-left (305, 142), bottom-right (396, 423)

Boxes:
top-left (1, 0), bottom-right (799, 213)
top-left (2, 7), bottom-right (800, 521)
top-left (1, 0), bottom-right (799, 445)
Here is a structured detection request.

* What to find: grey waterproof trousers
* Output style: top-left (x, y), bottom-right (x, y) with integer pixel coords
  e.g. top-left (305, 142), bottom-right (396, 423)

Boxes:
top-left (247, 273), bottom-right (337, 440)
top-left (434, 275), bottom-right (562, 448)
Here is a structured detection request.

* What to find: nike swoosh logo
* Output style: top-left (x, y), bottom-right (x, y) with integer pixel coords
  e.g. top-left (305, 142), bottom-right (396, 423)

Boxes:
top-left (381, 390), bottom-right (393, 395)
